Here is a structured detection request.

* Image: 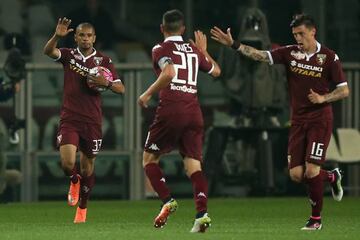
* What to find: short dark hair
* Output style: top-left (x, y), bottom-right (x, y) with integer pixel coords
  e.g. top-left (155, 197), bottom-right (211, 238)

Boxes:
top-left (162, 9), bottom-right (184, 33)
top-left (290, 14), bottom-right (316, 29)
top-left (76, 22), bottom-right (96, 34)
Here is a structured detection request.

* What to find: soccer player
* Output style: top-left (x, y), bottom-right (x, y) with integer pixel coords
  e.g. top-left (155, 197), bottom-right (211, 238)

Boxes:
top-left (210, 13), bottom-right (349, 230)
top-left (138, 9), bottom-right (220, 233)
top-left (43, 18), bottom-right (125, 223)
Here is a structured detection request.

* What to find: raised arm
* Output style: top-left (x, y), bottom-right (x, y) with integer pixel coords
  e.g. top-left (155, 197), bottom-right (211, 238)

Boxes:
top-left (190, 30), bottom-right (221, 77)
top-left (210, 26), bottom-right (270, 63)
top-left (43, 17), bottom-right (74, 59)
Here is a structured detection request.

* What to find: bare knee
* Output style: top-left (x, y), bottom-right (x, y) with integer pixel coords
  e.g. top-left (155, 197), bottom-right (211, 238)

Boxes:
top-left (61, 159), bottom-right (75, 173)
top-left (183, 157), bottom-right (202, 177)
top-left (304, 163), bottom-right (320, 179)
top-left (289, 166), bottom-right (304, 183)
top-left (142, 152), bottom-right (160, 167)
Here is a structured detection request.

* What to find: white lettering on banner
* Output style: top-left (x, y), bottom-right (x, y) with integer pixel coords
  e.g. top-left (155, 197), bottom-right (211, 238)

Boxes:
top-left (170, 83), bottom-right (197, 94)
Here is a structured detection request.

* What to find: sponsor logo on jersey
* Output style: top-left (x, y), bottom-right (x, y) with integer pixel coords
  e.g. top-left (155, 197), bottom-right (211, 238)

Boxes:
top-left (289, 61), bottom-right (323, 78)
top-left (170, 83), bottom-right (197, 94)
top-left (309, 154), bottom-right (322, 160)
top-left (290, 50), bottom-right (306, 60)
top-left (149, 143), bottom-right (160, 151)
top-left (93, 57), bottom-right (103, 66)
top-left (69, 59), bottom-right (90, 76)
top-left (316, 54), bottom-right (327, 65)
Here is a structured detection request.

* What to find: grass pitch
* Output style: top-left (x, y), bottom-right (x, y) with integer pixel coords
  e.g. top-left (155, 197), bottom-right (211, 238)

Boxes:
top-left (0, 198), bottom-right (359, 240)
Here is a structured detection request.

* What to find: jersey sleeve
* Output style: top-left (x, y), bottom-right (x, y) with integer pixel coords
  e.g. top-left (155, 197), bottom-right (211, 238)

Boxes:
top-left (152, 44), bottom-right (173, 70)
top-left (56, 48), bottom-right (71, 64)
top-left (106, 57), bottom-right (121, 82)
top-left (328, 53), bottom-right (346, 86)
top-left (267, 46), bottom-right (289, 65)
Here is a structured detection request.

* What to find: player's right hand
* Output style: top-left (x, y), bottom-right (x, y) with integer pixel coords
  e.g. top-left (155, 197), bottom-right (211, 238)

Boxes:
top-left (210, 26), bottom-right (234, 47)
top-left (138, 93), bottom-right (151, 108)
top-left (55, 17), bottom-right (74, 37)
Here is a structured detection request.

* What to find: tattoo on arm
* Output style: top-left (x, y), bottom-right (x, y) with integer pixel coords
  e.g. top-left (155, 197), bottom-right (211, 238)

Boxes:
top-left (239, 44), bottom-right (270, 62)
top-left (324, 85), bottom-right (349, 103)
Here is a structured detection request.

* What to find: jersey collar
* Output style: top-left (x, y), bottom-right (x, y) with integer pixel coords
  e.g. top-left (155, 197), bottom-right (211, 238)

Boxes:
top-left (303, 41), bottom-right (321, 61)
top-left (164, 36), bottom-right (183, 42)
top-left (77, 47), bottom-right (97, 62)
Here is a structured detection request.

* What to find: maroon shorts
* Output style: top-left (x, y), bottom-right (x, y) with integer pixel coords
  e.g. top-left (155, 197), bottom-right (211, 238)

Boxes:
top-left (144, 111), bottom-right (204, 161)
top-left (57, 120), bottom-right (102, 158)
top-left (287, 120), bottom-right (332, 169)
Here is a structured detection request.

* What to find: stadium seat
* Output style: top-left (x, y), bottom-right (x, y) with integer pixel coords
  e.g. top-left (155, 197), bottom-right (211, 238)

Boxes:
top-left (336, 128), bottom-right (360, 163)
top-left (326, 133), bottom-right (341, 162)
top-left (0, 0), bottom-right (23, 34)
top-left (113, 116), bottom-right (124, 149)
top-left (27, 5), bottom-right (55, 37)
top-left (42, 115), bottom-right (60, 151)
top-left (336, 128), bottom-right (360, 196)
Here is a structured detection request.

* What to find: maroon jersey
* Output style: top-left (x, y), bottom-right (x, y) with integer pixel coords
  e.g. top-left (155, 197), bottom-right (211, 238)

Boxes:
top-left (56, 48), bottom-right (120, 125)
top-left (268, 42), bottom-right (346, 122)
top-left (152, 36), bottom-right (214, 113)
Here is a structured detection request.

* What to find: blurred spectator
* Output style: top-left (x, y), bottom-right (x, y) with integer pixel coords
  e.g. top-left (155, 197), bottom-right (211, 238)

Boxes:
top-left (65, 0), bottom-right (116, 50)
top-left (0, 133), bottom-right (22, 200)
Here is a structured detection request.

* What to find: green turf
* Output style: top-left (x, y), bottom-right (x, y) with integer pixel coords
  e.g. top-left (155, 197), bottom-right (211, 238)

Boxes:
top-left (0, 198), bottom-right (359, 240)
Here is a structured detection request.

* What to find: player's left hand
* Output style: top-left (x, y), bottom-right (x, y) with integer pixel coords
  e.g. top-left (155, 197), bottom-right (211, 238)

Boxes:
top-left (308, 88), bottom-right (325, 104)
top-left (190, 30), bottom-right (207, 52)
top-left (87, 69), bottom-right (108, 86)
top-left (138, 93), bottom-right (151, 108)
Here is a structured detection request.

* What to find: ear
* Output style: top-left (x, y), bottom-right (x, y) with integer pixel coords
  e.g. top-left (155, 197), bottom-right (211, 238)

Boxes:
top-left (180, 26), bottom-right (185, 35)
top-left (311, 27), bottom-right (316, 37)
top-left (93, 34), bottom-right (96, 43)
top-left (160, 24), bottom-right (164, 34)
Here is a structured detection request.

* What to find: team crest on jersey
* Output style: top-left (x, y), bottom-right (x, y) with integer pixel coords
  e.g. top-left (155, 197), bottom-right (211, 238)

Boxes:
top-left (316, 54), bottom-right (327, 65)
top-left (93, 57), bottom-right (103, 66)
top-left (290, 50), bottom-right (306, 60)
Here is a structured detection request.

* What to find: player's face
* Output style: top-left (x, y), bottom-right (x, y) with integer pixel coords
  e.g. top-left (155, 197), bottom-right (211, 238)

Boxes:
top-left (75, 27), bottom-right (96, 50)
top-left (292, 25), bottom-right (316, 52)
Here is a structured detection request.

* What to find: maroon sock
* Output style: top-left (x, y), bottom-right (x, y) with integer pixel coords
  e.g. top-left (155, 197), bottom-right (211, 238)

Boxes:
top-left (190, 171), bottom-right (208, 214)
top-left (305, 174), bottom-right (324, 217)
top-left (63, 164), bottom-right (78, 184)
top-left (79, 173), bottom-right (95, 209)
top-left (144, 163), bottom-right (171, 202)
top-left (320, 169), bottom-right (334, 183)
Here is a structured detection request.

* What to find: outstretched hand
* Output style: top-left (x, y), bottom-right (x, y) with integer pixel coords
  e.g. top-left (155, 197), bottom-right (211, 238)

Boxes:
top-left (55, 17), bottom-right (74, 38)
top-left (308, 89), bottom-right (325, 104)
top-left (189, 30), bottom-right (207, 53)
top-left (210, 26), bottom-right (234, 47)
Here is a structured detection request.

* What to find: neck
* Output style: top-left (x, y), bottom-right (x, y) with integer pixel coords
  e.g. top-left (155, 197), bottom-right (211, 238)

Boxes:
top-left (78, 47), bottom-right (94, 57)
top-left (305, 40), bottom-right (317, 55)
top-left (164, 32), bottom-right (181, 39)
